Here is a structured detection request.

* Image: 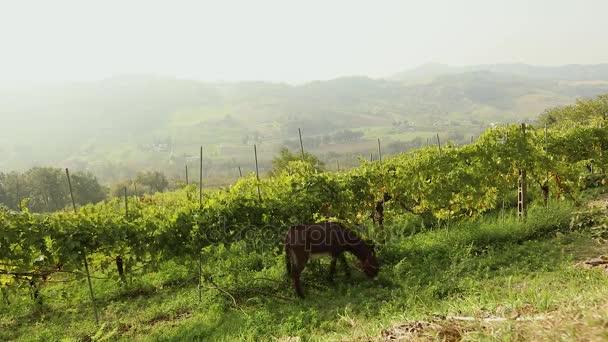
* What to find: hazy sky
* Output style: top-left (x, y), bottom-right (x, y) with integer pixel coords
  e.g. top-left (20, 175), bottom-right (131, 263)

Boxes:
top-left (1, 0), bottom-right (607, 84)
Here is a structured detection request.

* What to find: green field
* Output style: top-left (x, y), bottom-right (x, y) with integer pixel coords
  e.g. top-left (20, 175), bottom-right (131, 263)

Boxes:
top-left (2, 200), bottom-right (608, 341)
top-left (2, 95), bottom-right (608, 341)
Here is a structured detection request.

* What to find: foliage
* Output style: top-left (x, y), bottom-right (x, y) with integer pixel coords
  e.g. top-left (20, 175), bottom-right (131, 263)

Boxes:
top-left (135, 171), bottom-right (169, 193)
top-left (0, 172), bottom-right (21, 210)
top-left (22, 167), bottom-right (69, 212)
top-left (70, 172), bottom-right (109, 205)
top-left (0, 168), bottom-right (107, 212)
top-left (2, 201), bottom-right (608, 341)
top-left (538, 94), bottom-right (608, 127)
top-left (109, 171), bottom-right (170, 199)
top-left (1, 99), bottom-right (608, 340)
top-left (269, 147), bottom-right (326, 176)
top-left (1, 115), bottom-right (607, 273)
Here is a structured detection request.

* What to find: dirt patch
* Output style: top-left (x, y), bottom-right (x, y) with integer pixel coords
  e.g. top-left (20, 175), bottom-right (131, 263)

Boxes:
top-left (380, 299), bottom-right (608, 342)
top-left (575, 254), bottom-right (608, 274)
top-left (118, 323), bottom-right (132, 333)
top-left (382, 320), bottom-right (429, 341)
top-left (380, 313), bottom-right (554, 342)
top-left (277, 337), bottom-right (301, 342)
top-left (381, 318), bottom-right (471, 342)
top-left (586, 193), bottom-right (608, 209)
top-left (144, 311), bottom-right (193, 326)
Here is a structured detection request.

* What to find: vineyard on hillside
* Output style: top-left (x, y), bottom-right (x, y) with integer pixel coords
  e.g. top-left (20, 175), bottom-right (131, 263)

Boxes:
top-left (1, 96), bottom-right (608, 339)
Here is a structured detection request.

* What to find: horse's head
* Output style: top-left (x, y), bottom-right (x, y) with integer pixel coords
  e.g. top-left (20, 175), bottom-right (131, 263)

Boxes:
top-left (360, 240), bottom-right (379, 278)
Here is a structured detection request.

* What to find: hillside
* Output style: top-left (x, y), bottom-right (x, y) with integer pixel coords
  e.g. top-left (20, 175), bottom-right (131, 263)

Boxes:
top-left (392, 63), bottom-right (608, 82)
top-left (2, 64), bottom-right (608, 184)
top-left (3, 201), bottom-right (608, 341)
top-left (2, 95), bottom-right (608, 340)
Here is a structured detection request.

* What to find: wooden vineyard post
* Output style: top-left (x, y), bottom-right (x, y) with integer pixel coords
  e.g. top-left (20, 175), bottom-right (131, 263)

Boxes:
top-left (370, 153), bottom-right (373, 162)
top-left (198, 147), bottom-right (203, 303)
top-left (254, 144), bottom-right (262, 202)
top-left (436, 133), bottom-right (442, 156)
top-left (238, 166), bottom-right (243, 178)
top-left (124, 187), bottom-right (128, 217)
top-left (185, 164), bottom-right (189, 185)
top-left (518, 169), bottom-right (528, 220)
top-left (599, 120), bottom-right (605, 174)
top-left (336, 160), bottom-right (340, 172)
top-left (435, 133), bottom-right (447, 226)
top-left (199, 147), bottom-right (203, 207)
top-left (544, 123), bottom-right (550, 207)
top-left (518, 123), bottom-right (528, 220)
top-left (298, 128), bottom-right (305, 161)
top-left (65, 168), bottom-right (99, 324)
top-left (15, 176), bottom-right (20, 210)
top-left (117, 186), bottom-right (128, 284)
top-left (377, 138), bottom-right (383, 166)
top-left (544, 124), bottom-right (548, 152)
top-left (378, 137), bottom-right (386, 189)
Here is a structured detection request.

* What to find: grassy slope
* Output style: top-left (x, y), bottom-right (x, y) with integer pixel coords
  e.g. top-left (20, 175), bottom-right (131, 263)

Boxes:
top-left (2, 201), bottom-right (608, 341)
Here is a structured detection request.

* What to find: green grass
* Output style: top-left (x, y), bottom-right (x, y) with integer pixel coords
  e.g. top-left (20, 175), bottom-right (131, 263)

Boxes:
top-left (2, 202), bottom-right (608, 341)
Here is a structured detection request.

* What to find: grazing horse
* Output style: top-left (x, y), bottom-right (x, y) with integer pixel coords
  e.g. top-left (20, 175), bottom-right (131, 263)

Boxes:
top-left (284, 222), bottom-right (379, 298)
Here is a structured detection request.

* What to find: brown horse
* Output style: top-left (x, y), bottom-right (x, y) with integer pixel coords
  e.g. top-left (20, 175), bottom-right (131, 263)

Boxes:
top-left (284, 222), bottom-right (379, 298)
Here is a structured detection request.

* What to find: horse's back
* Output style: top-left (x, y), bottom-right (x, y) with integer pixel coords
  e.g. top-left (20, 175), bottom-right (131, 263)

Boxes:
top-left (284, 222), bottom-right (346, 254)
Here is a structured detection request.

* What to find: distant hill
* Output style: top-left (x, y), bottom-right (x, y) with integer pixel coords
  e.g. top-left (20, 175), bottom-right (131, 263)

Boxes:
top-left (2, 64), bottom-right (608, 182)
top-left (392, 63), bottom-right (608, 82)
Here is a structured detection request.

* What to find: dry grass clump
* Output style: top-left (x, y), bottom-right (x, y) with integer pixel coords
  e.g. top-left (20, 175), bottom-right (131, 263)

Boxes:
top-left (379, 299), bottom-right (608, 342)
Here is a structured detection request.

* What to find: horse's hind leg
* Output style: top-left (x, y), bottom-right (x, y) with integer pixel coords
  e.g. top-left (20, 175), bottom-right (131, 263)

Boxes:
top-left (292, 263), bottom-right (306, 298)
top-left (339, 253), bottom-right (350, 277)
top-left (327, 256), bottom-right (338, 281)
top-left (289, 249), bottom-right (307, 298)
top-left (285, 249), bottom-right (292, 277)
top-left (293, 270), bottom-right (305, 298)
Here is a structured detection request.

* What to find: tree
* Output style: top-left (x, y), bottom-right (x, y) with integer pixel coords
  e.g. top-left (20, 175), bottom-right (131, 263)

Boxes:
top-left (71, 171), bottom-right (108, 205)
top-left (0, 173), bottom-right (9, 209)
top-left (23, 167), bottom-right (68, 212)
top-left (0, 172), bottom-right (26, 210)
top-left (0, 168), bottom-right (108, 212)
top-left (269, 147), bottom-right (325, 176)
top-left (135, 171), bottom-right (169, 193)
top-left (538, 94), bottom-right (608, 127)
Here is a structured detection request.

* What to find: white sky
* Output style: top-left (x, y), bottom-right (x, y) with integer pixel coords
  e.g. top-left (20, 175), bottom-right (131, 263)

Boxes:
top-left (1, 0), bottom-right (607, 84)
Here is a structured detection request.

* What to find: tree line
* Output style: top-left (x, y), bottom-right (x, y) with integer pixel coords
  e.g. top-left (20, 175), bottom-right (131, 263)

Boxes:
top-left (0, 168), bottom-right (170, 213)
top-left (0, 151), bottom-right (322, 213)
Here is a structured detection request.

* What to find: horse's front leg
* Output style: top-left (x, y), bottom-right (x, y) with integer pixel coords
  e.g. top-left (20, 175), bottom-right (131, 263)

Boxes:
top-left (290, 251), bottom-right (307, 298)
top-left (285, 249), bottom-right (292, 277)
top-left (327, 255), bottom-right (338, 281)
top-left (339, 253), bottom-right (351, 278)
top-left (293, 268), bottom-right (305, 298)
